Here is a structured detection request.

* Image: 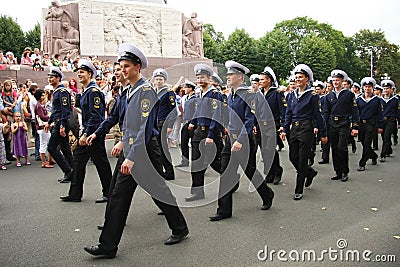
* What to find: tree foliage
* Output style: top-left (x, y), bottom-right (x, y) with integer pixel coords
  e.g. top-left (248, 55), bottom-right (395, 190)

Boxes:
top-left (258, 30), bottom-right (292, 82)
top-left (296, 34), bottom-right (336, 82)
top-left (221, 29), bottom-right (262, 75)
top-left (0, 15), bottom-right (25, 60)
top-left (25, 23), bottom-right (41, 51)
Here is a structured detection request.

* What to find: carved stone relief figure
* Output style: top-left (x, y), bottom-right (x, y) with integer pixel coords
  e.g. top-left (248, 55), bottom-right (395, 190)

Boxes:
top-left (55, 22), bottom-right (80, 55)
top-left (182, 12), bottom-right (204, 58)
top-left (43, 0), bottom-right (74, 56)
top-left (103, 8), bottom-right (161, 56)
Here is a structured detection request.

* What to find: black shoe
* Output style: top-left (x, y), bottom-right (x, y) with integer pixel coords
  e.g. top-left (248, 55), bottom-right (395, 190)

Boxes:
top-left (318, 159), bottom-right (329, 164)
top-left (63, 168), bottom-right (74, 180)
top-left (293, 194), bottom-right (303, 200)
top-left (380, 157), bottom-right (386, 162)
top-left (84, 245), bottom-right (116, 258)
top-left (185, 194), bottom-right (205, 202)
top-left (175, 162), bottom-right (189, 167)
top-left (331, 175), bottom-right (342, 180)
top-left (265, 174), bottom-right (274, 183)
top-left (209, 214), bottom-right (231, 221)
top-left (60, 195), bottom-right (81, 202)
top-left (164, 229), bottom-right (189, 245)
top-left (95, 196), bottom-right (108, 203)
top-left (273, 175), bottom-right (281, 185)
top-left (341, 173), bottom-right (349, 182)
top-left (59, 178), bottom-right (71, 183)
top-left (157, 211), bottom-right (165, 215)
top-left (371, 159), bottom-right (377, 165)
top-left (357, 166), bottom-right (365, 171)
top-left (373, 147), bottom-right (378, 151)
top-left (97, 223), bottom-right (104, 230)
top-left (305, 170), bottom-right (318, 188)
top-left (165, 175), bottom-right (175, 180)
top-left (261, 189), bottom-right (274, 210)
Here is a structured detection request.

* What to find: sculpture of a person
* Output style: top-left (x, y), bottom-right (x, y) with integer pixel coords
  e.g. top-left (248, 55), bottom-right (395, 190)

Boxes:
top-left (44, 0), bottom-right (72, 55)
top-left (182, 29), bottom-right (200, 58)
top-left (188, 12), bottom-right (203, 58)
top-left (55, 22), bottom-right (80, 55)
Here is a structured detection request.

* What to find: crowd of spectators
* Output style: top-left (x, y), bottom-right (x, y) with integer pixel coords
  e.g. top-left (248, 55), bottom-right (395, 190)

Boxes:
top-left (0, 47), bottom-right (119, 170)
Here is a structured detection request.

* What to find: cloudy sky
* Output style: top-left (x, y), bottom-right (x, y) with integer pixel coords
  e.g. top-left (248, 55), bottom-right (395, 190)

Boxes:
top-left (2, 0), bottom-right (399, 45)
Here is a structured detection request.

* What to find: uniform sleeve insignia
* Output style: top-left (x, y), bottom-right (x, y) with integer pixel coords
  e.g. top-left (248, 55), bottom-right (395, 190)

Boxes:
top-left (142, 85), bottom-right (152, 91)
top-left (251, 100), bottom-right (256, 114)
top-left (141, 98), bottom-right (150, 117)
top-left (62, 96), bottom-right (68, 106)
top-left (94, 97), bottom-right (100, 108)
top-left (223, 98), bottom-right (228, 106)
top-left (169, 95), bottom-right (175, 105)
top-left (212, 98), bottom-right (218, 110)
top-left (92, 88), bottom-right (99, 92)
top-left (312, 91), bottom-right (317, 95)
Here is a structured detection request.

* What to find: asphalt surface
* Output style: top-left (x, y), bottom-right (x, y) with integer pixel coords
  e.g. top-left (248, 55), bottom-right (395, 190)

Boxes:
top-left (0, 139), bottom-right (399, 267)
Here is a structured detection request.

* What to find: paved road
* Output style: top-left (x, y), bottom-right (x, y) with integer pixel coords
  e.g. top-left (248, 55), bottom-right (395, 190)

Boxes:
top-left (0, 140), bottom-right (399, 266)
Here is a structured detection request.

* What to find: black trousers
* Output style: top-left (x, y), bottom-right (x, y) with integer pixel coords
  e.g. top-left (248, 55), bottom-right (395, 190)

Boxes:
top-left (179, 122), bottom-right (193, 164)
top-left (321, 140), bottom-right (330, 162)
top-left (3, 132), bottom-right (13, 160)
top-left (359, 122), bottom-right (378, 167)
top-left (99, 140), bottom-right (188, 251)
top-left (47, 123), bottom-right (73, 174)
top-left (217, 134), bottom-right (273, 217)
top-left (288, 121), bottom-right (316, 194)
top-left (68, 135), bottom-right (112, 199)
top-left (157, 121), bottom-right (175, 179)
top-left (190, 127), bottom-right (222, 195)
top-left (328, 119), bottom-right (351, 176)
top-left (381, 119), bottom-right (396, 158)
top-left (102, 149), bottom-right (125, 221)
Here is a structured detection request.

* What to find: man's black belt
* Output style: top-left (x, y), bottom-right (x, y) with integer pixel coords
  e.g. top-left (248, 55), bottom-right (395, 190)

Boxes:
top-left (292, 120), bottom-right (313, 127)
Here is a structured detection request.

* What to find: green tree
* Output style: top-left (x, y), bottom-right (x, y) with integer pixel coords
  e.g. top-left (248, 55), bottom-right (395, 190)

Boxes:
top-left (221, 29), bottom-right (261, 75)
top-left (0, 15), bottom-right (25, 61)
top-left (273, 17), bottom-right (346, 70)
top-left (352, 29), bottom-right (400, 86)
top-left (25, 22), bottom-right (41, 51)
top-left (296, 34), bottom-right (336, 82)
top-left (258, 29), bottom-right (292, 82)
top-left (203, 24), bottom-right (224, 63)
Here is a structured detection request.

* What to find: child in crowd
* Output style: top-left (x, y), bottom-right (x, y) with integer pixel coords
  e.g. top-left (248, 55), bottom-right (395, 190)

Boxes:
top-left (32, 58), bottom-right (44, 71)
top-left (11, 112), bottom-right (30, 167)
top-left (0, 119), bottom-right (7, 170)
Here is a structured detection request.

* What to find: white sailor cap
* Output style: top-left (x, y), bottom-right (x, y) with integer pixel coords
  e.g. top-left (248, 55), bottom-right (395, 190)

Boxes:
top-left (225, 60), bottom-right (249, 75)
top-left (184, 79), bottom-right (196, 88)
top-left (353, 82), bottom-right (361, 89)
top-left (118, 43), bottom-right (148, 69)
top-left (250, 74), bottom-right (260, 82)
top-left (313, 80), bottom-right (325, 89)
top-left (152, 68), bottom-right (168, 80)
top-left (381, 79), bottom-right (395, 88)
top-left (47, 66), bottom-right (64, 80)
top-left (289, 75), bottom-right (296, 82)
top-left (260, 66), bottom-right (277, 86)
top-left (346, 77), bottom-right (353, 85)
top-left (194, 63), bottom-right (214, 76)
top-left (77, 59), bottom-right (97, 76)
top-left (211, 72), bottom-right (223, 85)
top-left (330, 69), bottom-right (348, 81)
top-left (374, 85), bottom-right (383, 91)
top-left (360, 77), bottom-right (376, 87)
top-left (293, 64), bottom-right (313, 83)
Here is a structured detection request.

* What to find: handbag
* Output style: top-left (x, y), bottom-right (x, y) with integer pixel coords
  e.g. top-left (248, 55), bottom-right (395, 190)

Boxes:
top-left (36, 115), bottom-right (46, 128)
